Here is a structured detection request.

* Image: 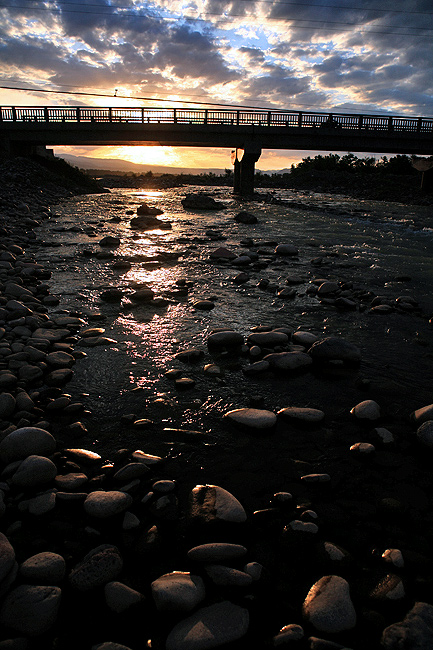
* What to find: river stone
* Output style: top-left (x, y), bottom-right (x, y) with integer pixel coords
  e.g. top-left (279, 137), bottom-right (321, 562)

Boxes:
top-left (381, 602), bottom-right (433, 649)
top-left (187, 543), bottom-right (247, 563)
top-left (137, 202), bottom-right (163, 216)
top-left (302, 575), bottom-right (356, 633)
top-left (411, 403), bottom-right (433, 425)
top-left (350, 399), bottom-right (381, 420)
top-left (130, 288), bottom-right (155, 302)
top-left (207, 330), bottom-right (244, 351)
top-left (151, 572), bottom-right (205, 612)
top-left (0, 584), bottom-right (61, 636)
top-left (308, 337), bottom-right (362, 363)
top-left (19, 552), bottom-right (66, 584)
top-left (69, 545), bottom-right (123, 591)
top-left (165, 601), bottom-right (249, 650)
top-left (99, 236), bottom-right (121, 247)
top-left (264, 351), bottom-right (313, 372)
top-left (277, 407), bottom-right (325, 423)
top-left (32, 328), bottom-right (70, 342)
top-left (45, 351), bottom-right (75, 368)
top-left (0, 392), bottom-right (16, 419)
top-left (181, 193), bottom-right (225, 210)
top-left (235, 211), bottom-right (258, 224)
top-left (55, 472), bottom-right (88, 490)
top-left (317, 281), bottom-right (339, 296)
top-left (205, 565), bottom-right (253, 587)
top-left (104, 581), bottom-right (143, 613)
top-left (0, 533), bottom-right (15, 584)
top-left (84, 491), bottom-right (133, 518)
top-left (11, 456), bottom-right (57, 488)
top-left (130, 215), bottom-right (171, 230)
top-left (189, 485), bottom-right (247, 524)
top-left (247, 331), bottom-right (289, 347)
top-left (370, 574), bottom-right (405, 601)
top-left (223, 408), bottom-right (277, 432)
top-left (275, 243), bottom-right (298, 256)
top-left (416, 421), bottom-right (433, 448)
top-left (273, 624), bottom-right (304, 645)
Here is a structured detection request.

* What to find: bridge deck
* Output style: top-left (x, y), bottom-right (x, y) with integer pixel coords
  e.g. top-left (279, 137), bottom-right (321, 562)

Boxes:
top-left (1, 106), bottom-right (433, 156)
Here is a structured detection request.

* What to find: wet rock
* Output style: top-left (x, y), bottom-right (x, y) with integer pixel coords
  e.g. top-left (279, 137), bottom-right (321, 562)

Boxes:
top-left (181, 193), bottom-right (226, 210)
top-left (302, 575), bottom-right (356, 633)
top-left (277, 407), bottom-right (325, 424)
top-left (130, 288), bottom-right (155, 302)
top-left (308, 337), bottom-right (361, 363)
top-left (209, 246), bottom-right (237, 261)
top-left (137, 202), bottom-right (163, 216)
top-left (99, 236), bottom-right (121, 247)
top-left (192, 300), bottom-right (215, 311)
top-left (223, 407), bottom-right (277, 432)
top-left (130, 215), bottom-right (171, 230)
top-left (165, 601), bottom-right (249, 650)
top-left (69, 545), bottom-right (123, 591)
top-left (205, 565), bottom-right (253, 587)
top-left (151, 572), bottom-right (205, 612)
top-left (275, 243), bottom-right (298, 256)
top-left (0, 585), bottom-right (61, 636)
top-left (370, 574), bottom-right (405, 601)
top-left (264, 351), bottom-right (313, 372)
top-left (247, 331), bottom-right (289, 347)
top-left (234, 211), bottom-right (258, 224)
top-left (381, 602), bottom-right (433, 649)
top-left (207, 330), bottom-right (244, 352)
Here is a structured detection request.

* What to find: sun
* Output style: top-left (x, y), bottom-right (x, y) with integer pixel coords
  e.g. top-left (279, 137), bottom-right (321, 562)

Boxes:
top-left (111, 146), bottom-right (182, 167)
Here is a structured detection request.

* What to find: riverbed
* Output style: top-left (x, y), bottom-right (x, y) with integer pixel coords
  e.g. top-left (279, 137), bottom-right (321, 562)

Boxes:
top-left (28, 185), bottom-right (433, 510)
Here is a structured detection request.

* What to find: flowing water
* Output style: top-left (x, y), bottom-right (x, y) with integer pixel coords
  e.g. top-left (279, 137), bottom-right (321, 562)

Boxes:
top-left (31, 185), bottom-right (433, 507)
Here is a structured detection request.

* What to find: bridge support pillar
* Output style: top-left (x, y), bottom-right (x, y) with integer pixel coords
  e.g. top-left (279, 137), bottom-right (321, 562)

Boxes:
top-left (232, 147), bottom-right (261, 195)
top-left (421, 167), bottom-right (433, 193)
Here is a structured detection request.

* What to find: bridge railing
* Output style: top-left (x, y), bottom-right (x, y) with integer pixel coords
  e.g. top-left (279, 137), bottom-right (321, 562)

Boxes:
top-left (1, 106), bottom-right (432, 133)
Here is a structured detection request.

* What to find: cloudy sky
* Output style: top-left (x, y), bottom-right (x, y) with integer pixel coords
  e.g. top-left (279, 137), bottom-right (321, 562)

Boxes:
top-left (0, 0), bottom-right (432, 169)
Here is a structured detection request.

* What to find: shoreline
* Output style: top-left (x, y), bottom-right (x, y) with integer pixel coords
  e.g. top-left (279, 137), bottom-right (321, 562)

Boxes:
top-left (1, 156), bottom-right (433, 649)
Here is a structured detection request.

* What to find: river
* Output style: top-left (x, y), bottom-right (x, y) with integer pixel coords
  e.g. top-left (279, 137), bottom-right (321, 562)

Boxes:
top-left (29, 185), bottom-right (433, 511)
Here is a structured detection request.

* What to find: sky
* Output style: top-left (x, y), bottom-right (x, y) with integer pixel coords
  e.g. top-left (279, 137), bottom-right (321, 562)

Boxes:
top-left (0, 0), bottom-right (432, 170)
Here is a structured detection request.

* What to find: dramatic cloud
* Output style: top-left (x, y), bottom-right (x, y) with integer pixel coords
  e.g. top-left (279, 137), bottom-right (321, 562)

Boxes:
top-left (0, 0), bottom-right (431, 168)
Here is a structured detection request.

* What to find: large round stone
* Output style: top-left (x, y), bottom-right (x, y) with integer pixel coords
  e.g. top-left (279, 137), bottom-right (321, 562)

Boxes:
top-left (84, 491), bottom-right (133, 518)
top-left (302, 575), bottom-right (356, 633)
top-left (0, 427), bottom-right (56, 463)
top-left (0, 584), bottom-right (61, 636)
top-left (165, 601), bottom-right (249, 650)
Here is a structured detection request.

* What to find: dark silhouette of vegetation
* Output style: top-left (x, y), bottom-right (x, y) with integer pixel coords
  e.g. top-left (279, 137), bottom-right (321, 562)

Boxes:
top-left (290, 153), bottom-right (416, 176)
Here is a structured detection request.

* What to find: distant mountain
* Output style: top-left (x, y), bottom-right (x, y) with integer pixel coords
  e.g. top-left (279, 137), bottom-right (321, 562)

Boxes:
top-left (57, 153), bottom-right (228, 176)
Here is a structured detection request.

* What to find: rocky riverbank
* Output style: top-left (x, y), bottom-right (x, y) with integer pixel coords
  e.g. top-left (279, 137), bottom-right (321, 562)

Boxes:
top-left (1, 157), bottom-right (433, 650)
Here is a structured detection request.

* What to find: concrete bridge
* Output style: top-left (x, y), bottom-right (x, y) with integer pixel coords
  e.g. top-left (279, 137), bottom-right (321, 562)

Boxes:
top-left (1, 105), bottom-right (433, 194)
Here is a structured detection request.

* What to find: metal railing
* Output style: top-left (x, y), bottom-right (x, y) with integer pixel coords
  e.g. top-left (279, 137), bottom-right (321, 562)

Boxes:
top-left (1, 106), bottom-right (432, 133)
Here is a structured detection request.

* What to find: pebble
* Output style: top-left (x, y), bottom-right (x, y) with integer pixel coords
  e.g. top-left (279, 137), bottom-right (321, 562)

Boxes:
top-left (19, 552), bottom-right (66, 584)
top-left (411, 403), bottom-right (433, 425)
top-left (416, 420), bottom-right (433, 448)
top-left (0, 584), bottom-right (62, 636)
top-left (381, 602), bottom-right (433, 649)
top-left (84, 491), bottom-right (133, 518)
top-left (69, 545), bottom-right (123, 591)
top-left (273, 624), bottom-right (304, 645)
top-left (204, 564), bottom-right (253, 586)
top-left (0, 427), bottom-right (56, 463)
top-left (264, 351), bottom-right (313, 371)
top-left (278, 406), bottom-right (325, 423)
top-left (151, 572), bottom-right (206, 612)
top-left (11, 455), bottom-right (57, 488)
top-left (187, 543), bottom-right (247, 563)
top-left (308, 337), bottom-right (362, 363)
top-left (188, 484), bottom-right (247, 524)
top-left (302, 575), bottom-right (356, 633)
top-left (165, 601), bottom-right (249, 650)
top-left (104, 581), bottom-right (143, 613)
top-left (350, 399), bottom-right (381, 420)
top-left (223, 407), bottom-right (277, 431)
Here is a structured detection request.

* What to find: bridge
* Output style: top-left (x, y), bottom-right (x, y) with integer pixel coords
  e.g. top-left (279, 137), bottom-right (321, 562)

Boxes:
top-left (1, 105), bottom-right (433, 194)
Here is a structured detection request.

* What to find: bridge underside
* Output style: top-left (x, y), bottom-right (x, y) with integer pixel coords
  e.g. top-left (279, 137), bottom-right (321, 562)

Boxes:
top-left (2, 122), bottom-right (433, 195)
